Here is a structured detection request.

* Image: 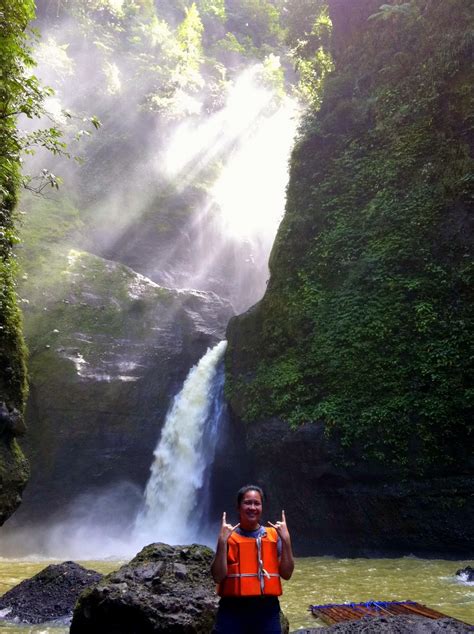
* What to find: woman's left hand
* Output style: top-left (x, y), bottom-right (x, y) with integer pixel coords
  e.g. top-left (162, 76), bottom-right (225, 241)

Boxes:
top-left (268, 510), bottom-right (290, 544)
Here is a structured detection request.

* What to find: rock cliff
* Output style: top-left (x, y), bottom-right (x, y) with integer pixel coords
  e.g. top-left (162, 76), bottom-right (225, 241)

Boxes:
top-left (225, 0), bottom-right (473, 556)
top-left (14, 248), bottom-right (232, 522)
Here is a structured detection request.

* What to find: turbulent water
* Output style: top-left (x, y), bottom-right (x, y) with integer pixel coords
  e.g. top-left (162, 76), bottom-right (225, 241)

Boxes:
top-left (0, 557), bottom-right (472, 632)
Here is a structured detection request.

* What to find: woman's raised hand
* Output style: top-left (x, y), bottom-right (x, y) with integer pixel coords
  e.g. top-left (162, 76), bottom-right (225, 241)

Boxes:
top-left (218, 511), bottom-right (239, 543)
top-left (268, 510), bottom-right (290, 543)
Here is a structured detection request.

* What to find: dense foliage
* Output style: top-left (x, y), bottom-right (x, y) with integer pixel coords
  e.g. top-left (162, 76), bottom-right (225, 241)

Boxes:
top-left (34, 0), bottom-right (289, 114)
top-left (227, 0), bottom-right (473, 470)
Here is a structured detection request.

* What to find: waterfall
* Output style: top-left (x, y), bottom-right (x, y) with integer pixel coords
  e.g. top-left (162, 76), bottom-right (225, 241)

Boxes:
top-left (134, 340), bottom-right (227, 546)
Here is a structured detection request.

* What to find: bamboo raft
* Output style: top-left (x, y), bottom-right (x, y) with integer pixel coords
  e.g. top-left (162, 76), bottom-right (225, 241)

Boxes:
top-left (309, 600), bottom-right (471, 626)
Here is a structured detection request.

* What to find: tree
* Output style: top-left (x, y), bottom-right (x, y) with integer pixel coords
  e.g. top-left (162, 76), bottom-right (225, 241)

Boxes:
top-left (177, 3), bottom-right (204, 72)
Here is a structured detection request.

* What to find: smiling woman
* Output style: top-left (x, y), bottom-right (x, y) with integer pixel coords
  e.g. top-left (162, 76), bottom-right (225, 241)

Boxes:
top-left (211, 485), bottom-right (294, 634)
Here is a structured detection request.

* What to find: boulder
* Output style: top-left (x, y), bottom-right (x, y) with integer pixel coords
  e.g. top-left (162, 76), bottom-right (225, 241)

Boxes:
top-left (0, 561), bottom-right (101, 624)
top-left (455, 566), bottom-right (474, 582)
top-left (70, 543), bottom-right (218, 633)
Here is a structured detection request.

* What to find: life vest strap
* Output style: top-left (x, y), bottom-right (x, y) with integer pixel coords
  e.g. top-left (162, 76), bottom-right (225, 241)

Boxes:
top-left (226, 573), bottom-right (280, 578)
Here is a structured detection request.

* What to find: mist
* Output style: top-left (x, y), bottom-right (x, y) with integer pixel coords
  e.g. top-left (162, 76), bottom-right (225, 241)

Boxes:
top-left (0, 482), bottom-right (143, 560)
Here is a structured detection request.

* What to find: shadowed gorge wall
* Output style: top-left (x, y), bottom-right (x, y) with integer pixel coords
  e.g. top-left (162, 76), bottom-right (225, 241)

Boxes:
top-left (226, 0), bottom-right (473, 555)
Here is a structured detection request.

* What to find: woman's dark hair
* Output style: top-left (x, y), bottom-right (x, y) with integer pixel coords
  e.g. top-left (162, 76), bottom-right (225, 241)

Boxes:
top-left (237, 484), bottom-right (265, 506)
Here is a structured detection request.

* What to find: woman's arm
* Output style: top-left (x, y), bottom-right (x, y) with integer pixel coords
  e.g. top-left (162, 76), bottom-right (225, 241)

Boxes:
top-left (269, 510), bottom-right (294, 580)
top-left (211, 536), bottom-right (229, 583)
top-left (278, 533), bottom-right (295, 580)
top-left (211, 512), bottom-right (239, 583)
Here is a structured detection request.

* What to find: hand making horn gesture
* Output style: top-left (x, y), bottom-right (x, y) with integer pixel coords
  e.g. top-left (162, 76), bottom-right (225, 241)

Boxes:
top-left (268, 510), bottom-right (290, 543)
top-left (219, 511), bottom-right (239, 542)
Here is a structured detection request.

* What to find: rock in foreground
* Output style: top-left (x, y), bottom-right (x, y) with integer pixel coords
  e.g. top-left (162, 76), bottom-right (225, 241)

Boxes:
top-left (70, 543), bottom-right (218, 633)
top-left (0, 561), bottom-right (101, 624)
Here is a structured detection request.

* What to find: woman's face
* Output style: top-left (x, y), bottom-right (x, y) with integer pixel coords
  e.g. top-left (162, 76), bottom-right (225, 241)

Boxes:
top-left (238, 489), bottom-right (263, 529)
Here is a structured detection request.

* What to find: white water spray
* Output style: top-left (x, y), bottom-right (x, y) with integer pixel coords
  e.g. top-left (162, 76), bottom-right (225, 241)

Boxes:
top-left (134, 340), bottom-right (227, 545)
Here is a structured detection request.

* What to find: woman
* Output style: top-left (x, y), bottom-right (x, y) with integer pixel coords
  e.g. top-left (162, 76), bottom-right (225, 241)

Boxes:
top-left (211, 485), bottom-right (294, 634)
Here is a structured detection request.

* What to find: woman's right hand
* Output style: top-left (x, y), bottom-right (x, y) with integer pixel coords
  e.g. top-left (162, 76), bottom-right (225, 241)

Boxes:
top-left (219, 511), bottom-right (239, 543)
top-left (211, 512), bottom-right (238, 582)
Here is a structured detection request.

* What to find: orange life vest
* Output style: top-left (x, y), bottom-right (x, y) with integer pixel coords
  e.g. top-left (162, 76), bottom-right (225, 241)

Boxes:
top-left (218, 527), bottom-right (282, 597)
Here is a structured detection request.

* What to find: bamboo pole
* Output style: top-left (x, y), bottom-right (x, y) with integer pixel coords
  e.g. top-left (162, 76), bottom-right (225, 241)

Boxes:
top-left (404, 603), bottom-right (446, 619)
top-left (311, 606), bottom-right (335, 624)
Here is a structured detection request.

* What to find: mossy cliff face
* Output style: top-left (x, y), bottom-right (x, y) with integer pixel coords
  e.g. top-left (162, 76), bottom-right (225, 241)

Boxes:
top-left (0, 2), bottom-right (36, 524)
top-left (15, 246), bottom-right (232, 521)
top-left (226, 0), bottom-right (473, 555)
top-left (0, 179), bottom-right (29, 525)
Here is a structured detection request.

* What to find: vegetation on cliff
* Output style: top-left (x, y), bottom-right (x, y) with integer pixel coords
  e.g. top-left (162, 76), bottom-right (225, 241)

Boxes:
top-left (227, 0), bottom-right (473, 470)
top-left (0, 1), bottom-right (37, 415)
top-left (0, 0), bottom-right (41, 521)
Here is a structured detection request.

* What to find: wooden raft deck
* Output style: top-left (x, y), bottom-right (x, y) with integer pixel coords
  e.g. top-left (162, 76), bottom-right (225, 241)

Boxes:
top-left (309, 600), bottom-right (470, 626)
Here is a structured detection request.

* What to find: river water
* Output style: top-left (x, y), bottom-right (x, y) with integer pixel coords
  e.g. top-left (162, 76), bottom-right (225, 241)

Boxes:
top-left (0, 556), bottom-right (472, 632)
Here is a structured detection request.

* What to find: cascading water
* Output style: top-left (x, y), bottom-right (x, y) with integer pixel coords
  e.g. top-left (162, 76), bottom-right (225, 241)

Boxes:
top-left (133, 340), bottom-right (227, 546)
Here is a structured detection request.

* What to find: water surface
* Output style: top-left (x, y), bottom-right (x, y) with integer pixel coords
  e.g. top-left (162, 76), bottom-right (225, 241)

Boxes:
top-left (0, 557), bottom-right (472, 632)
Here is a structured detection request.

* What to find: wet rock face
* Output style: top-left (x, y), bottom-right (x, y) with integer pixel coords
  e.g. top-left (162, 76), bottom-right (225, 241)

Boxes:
top-left (327, 0), bottom-right (381, 60)
top-left (0, 404), bottom-right (28, 527)
top-left (0, 438), bottom-right (29, 527)
top-left (16, 250), bottom-right (233, 522)
top-left (229, 418), bottom-right (474, 557)
top-left (0, 403), bottom-right (26, 437)
top-left (0, 561), bottom-right (101, 624)
top-left (70, 543), bottom-right (218, 634)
